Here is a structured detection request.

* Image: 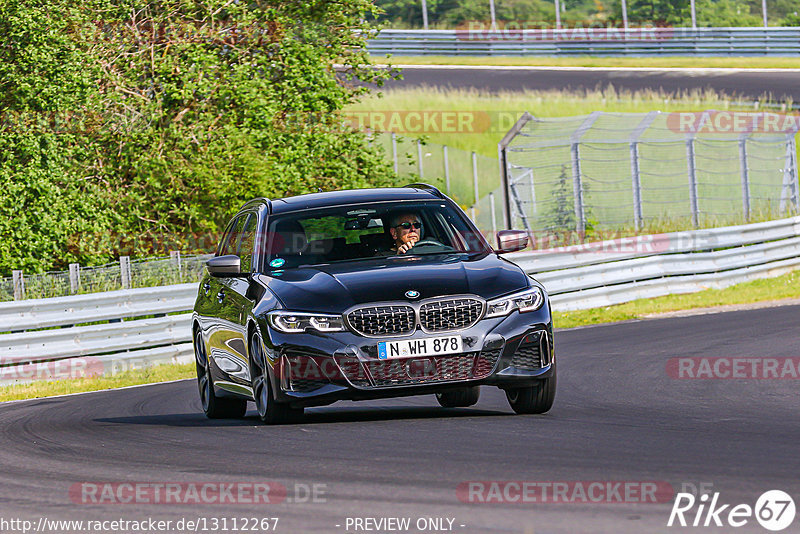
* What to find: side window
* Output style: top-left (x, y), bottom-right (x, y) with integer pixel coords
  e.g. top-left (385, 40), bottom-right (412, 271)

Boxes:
top-left (237, 213), bottom-right (257, 272)
top-left (218, 216), bottom-right (245, 257)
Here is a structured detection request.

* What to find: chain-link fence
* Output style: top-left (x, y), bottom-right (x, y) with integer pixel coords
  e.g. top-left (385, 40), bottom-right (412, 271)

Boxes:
top-left (499, 111), bottom-right (800, 242)
top-left (0, 253), bottom-right (212, 302)
top-left (373, 132), bottom-right (500, 211)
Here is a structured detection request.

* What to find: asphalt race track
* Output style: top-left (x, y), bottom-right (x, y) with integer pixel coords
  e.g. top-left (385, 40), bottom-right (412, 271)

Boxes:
top-left (383, 66), bottom-right (800, 103)
top-left (1, 304), bottom-right (799, 533)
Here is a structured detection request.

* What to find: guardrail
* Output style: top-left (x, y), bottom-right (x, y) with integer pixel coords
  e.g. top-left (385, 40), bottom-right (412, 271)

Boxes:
top-left (1, 215), bottom-right (798, 385)
top-left (515, 216), bottom-right (800, 310)
top-left (0, 286), bottom-right (198, 386)
top-left (367, 27), bottom-right (800, 56)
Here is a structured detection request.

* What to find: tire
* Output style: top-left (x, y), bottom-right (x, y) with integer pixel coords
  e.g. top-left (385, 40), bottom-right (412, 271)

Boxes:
top-left (250, 332), bottom-right (304, 425)
top-left (505, 360), bottom-right (557, 415)
top-left (194, 329), bottom-right (247, 419)
top-left (436, 386), bottom-right (480, 408)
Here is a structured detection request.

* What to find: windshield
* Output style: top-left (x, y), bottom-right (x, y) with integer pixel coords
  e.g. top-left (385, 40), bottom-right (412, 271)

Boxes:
top-left (263, 201), bottom-right (490, 270)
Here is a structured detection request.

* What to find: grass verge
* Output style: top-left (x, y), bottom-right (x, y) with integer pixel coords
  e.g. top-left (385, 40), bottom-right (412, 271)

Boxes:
top-left (553, 269), bottom-right (800, 329)
top-left (348, 86), bottom-right (790, 158)
top-left (0, 362), bottom-right (195, 403)
top-left (376, 56), bottom-right (800, 69)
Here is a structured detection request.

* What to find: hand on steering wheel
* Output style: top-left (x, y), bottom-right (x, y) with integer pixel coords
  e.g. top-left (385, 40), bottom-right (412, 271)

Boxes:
top-left (412, 239), bottom-right (444, 247)
top-left (397, 238), bottom-right (443, 254)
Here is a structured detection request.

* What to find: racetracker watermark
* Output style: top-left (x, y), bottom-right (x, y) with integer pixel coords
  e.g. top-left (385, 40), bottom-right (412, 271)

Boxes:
top-left (0, 358), bottom-right (103, 382)
top-left (523, 230), bottom-right (718, 255)
top-left (667, 357), bottom-right (800, 379)
top-left (68, 482), bottom-right (328, 505)
top-left (456, 481), bottom-right (674, 504)
top-left (667, 111), bottom-right (800, 135)
top-left (455, 21), bottom-right (674, 41)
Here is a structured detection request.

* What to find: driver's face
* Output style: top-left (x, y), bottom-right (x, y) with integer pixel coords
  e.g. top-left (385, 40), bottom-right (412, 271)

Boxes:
top-left (390, 214), bottom-right (422, 246)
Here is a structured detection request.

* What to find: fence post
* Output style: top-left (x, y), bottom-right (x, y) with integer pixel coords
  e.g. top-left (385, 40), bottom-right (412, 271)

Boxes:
top-left (12, 270), bottom-right (25, 301)
top-left (629, 111), bottom-right (658, 231)
top-left (739, 136), bottom-right (751, 222)
top-left (498, 112), bottom-right (535, 230)
top-left (781, 134), bottom-right (800, 212)
top-left (528, 170), bottom-right (537, 215)
top-left (120, 256), bottom-right (132, 289)
top-left (686, 137), bottom-right (699, 228)
top-left (472, 151), bottom-right (479, 207)
top-left (69, 263), bottom-right (81, 294)
top-left (630, 142), bottom-right (643, 230)
top-left (391, 133), bottom-right (398, 174)
top-left (416, 139), bottom-right (424, 178)
top-left (568, 112), bottom-right (601, 237)
top-left (443, 145), bottom-right (450, 194)
top-left (170, 250), bottom-right (182, 280)
top-left (570, 142), bottom-right (586, 235)
top-left (792, 138), bottom-right (800, 210)
top-left (489, 191), bottom-right (497, 247)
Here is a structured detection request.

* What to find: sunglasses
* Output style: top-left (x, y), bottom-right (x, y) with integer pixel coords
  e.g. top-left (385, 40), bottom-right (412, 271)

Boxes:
top-left (395, 222), bottom-right (422, 230)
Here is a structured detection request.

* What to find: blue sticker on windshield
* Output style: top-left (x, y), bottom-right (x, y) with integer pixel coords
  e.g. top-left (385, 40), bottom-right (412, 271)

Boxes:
top-left (270, 258), bottom-right (285, 268)
top-left (271, 270), bottom-right (284, 276)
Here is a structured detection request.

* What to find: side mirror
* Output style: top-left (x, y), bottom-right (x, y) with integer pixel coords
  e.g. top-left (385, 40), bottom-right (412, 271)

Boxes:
top-left (496, 230), bottom-right (528, 253)
top-left (207, 255), bottom-right (241, 277)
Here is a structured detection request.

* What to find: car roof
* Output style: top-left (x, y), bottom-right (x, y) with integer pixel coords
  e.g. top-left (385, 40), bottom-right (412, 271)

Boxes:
top-left (267, 186), bottom-right (444, 215)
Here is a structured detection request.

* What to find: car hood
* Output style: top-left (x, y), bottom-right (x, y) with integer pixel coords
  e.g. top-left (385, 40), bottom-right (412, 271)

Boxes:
top-left (257, 253), bottom-right (530, 313)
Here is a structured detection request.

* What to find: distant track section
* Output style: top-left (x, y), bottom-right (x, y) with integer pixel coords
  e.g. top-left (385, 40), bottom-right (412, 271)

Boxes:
top-left (382, 65), bottom-right (800, 102)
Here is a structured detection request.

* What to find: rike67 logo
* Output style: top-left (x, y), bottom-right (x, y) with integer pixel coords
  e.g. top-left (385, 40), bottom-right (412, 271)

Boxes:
top-left (668, 490), bottom-right (796, 531)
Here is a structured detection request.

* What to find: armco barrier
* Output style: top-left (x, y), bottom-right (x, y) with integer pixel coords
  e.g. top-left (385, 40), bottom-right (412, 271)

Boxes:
top-left (516, 216), bottom-right (800, 310)
top-left (0, 216), bottom-right (798, 385)
top-left (367, 27), bottom-right (800, 56)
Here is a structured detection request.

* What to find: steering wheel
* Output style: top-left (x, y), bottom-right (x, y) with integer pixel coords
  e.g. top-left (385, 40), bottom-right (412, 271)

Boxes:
top-left (412, 239), bottom-right (445, 248)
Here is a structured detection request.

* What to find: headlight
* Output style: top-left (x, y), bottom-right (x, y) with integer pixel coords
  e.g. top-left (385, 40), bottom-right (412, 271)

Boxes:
top-left (485, 287), bottom-right (544, 318)
top-left (267, 311), bottom-right (345, 333)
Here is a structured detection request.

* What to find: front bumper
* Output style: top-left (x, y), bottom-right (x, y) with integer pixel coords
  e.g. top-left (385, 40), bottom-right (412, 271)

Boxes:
top-left (261, 304), bottom-right (554, 408)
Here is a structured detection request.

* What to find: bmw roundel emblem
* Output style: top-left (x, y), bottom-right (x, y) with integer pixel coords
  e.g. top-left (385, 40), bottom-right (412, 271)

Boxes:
top-left (405, 290), bottom-right (420, 299)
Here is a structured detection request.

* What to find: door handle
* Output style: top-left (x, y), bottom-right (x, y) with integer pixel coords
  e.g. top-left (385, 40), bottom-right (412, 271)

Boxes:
top-left (203, 282), bottom-right (211, 296)
top-left (216, 290), bottom-right (225, 303)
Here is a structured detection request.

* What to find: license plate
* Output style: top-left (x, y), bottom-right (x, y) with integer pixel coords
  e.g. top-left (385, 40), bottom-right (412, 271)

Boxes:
top-left (377, 336), bottom-right (462, 359)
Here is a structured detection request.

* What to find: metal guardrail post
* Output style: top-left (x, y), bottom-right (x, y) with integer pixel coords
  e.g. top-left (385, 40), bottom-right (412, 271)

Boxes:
top-left (443, 145), bottom-right (450, 194)
top-left (739, 136), bottom-right (751, 222)
top-left (12, 270), bottom-right (24, 301)
top-left (69, 263), bottom-right (81, 294)
top-left (120, 256), bottom-right (132, 290)
top-left (686, 137), bottom-right (700, 228)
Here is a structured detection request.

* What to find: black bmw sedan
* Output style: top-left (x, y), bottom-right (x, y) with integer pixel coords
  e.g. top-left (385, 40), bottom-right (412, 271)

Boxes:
top-left (192, 184), bottom-right (555, 423)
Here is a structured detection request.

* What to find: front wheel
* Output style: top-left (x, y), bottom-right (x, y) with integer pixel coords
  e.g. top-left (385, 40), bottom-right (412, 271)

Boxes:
top-left (505, 361), bottom-right (557, 415)
top-left (250, 332), bottom-right (303, 425)
top-left (436, 386), bottom-right (480, 408)
top-left (195, 329), bottom-right (247, 419)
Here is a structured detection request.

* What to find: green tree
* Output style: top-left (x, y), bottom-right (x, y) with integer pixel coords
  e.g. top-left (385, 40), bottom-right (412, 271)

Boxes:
top-left (0, 0), bottom-right (396, 274)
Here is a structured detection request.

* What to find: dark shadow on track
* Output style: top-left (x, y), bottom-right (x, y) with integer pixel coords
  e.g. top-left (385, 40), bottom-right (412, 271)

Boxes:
top-left (95, 406), bottom-right (511, 427)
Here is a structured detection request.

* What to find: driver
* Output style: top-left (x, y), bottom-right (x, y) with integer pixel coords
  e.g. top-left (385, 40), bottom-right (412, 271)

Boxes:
top-left (389, 212), bottom-right (423, 254)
